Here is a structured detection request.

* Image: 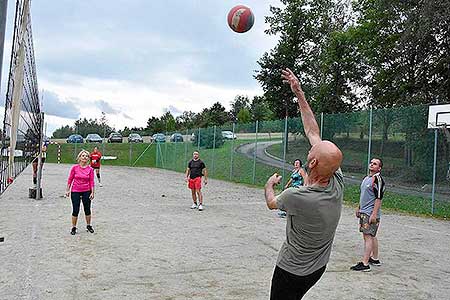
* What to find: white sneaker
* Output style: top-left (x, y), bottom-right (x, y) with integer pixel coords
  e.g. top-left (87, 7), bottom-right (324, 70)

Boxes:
top-left (191, 203), bottom-right (198, 209)
top-left (99, 183), bottom-right (103, 187)
top-left (198, 204), bottom-right (203, 211)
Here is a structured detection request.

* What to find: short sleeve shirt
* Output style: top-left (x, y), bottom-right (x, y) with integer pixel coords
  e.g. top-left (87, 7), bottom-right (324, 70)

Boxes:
top-left (275, 169), bottom-right (344, 276)
top-left (359, 173), bottom-right (385, 218)
top-left (90, 152), bottom-right (102, 168)
top-left (188, 159), bottom-right (206, 179)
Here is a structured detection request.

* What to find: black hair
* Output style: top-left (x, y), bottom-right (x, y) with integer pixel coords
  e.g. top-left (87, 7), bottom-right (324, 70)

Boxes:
top-left (294, 159), bottom-right (302, 167)
top-left (372, 157), bottom-right (383, 168)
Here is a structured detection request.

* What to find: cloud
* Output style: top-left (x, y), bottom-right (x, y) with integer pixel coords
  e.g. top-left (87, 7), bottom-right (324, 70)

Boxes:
top-left (163, 105), bottom-right (183, 116)
top-left (96, 99), bottom-right (120, 115)
top-left (42, 90), bottom-right (80, 119)
top-left (122, 113), bottom-right (133, 120)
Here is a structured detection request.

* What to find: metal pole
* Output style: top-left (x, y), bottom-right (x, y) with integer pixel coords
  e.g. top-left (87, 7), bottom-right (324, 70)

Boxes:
top-left (212, 125), bottom-right (216, 177)
top-left (252, 120), bottom-right (259, 184)
top-left (282, 116), bottom-right (288, 187)
top-left (129, 142), bottom-right (132, 166)
top-left (367, 107), bottom-right (373, 174)
top-left (184, 129), bottom-right (188, 168)
top-left (229, 123), bottom-right (235, 180)
top-left (320, 112), bottom-right (324, 140)
top-left (197, 128), bottom-right (201, 150)
top-left (36, 113), bottom-right (44, 199)
top-left (431, 129), bottom-right (438, 214)
top-left (0, 0), bottom-right (7, 93)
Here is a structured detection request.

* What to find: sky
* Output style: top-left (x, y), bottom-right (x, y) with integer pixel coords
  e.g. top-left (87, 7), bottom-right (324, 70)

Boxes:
top-left (1, 0), bottom-right (282, 136)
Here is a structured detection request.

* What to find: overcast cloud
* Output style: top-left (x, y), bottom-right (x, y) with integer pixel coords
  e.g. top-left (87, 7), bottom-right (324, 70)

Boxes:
top-left (0, 0), bottom-right (282, 136)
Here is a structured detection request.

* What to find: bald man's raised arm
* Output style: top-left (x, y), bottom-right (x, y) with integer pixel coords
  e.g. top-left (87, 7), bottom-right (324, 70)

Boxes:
top-left (281, 68), bottom-right (321, 146)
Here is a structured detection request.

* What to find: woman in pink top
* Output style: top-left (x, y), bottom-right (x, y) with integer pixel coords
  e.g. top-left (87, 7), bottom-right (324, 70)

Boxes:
top-left (65, 150), bottom-right (95, 235)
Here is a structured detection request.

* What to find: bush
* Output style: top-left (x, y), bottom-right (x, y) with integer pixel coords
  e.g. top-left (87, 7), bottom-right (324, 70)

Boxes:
top-left (192, 128), bottom-right (224, 149)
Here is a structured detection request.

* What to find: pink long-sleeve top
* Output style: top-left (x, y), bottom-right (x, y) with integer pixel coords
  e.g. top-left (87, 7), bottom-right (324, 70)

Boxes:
top-left (67, 165), bottom-right (95, 192)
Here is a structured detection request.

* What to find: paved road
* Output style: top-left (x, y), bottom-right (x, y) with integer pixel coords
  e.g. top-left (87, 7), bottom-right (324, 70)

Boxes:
top-left (0, 164), bottom-right (449, 299)
top-left (236, 141), bottom-right (447, 200)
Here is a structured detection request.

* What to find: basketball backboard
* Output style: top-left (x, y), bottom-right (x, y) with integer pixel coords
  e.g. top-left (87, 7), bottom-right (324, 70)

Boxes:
top-left (428, 104), bottom-right (450, 129)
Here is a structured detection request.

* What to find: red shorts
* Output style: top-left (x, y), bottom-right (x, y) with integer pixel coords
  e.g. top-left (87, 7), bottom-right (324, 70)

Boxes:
top-left (188, 177), bottom-right (202, 190)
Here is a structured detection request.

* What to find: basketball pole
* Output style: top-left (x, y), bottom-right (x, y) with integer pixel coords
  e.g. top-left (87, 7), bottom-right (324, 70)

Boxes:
top-left (431, 128), bottom-right (438, 214)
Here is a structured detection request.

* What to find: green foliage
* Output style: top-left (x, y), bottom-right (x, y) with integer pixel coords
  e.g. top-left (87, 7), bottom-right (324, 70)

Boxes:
top-left (52, 125), bottom-right (74, 138)
top-left (237, 108), bottom-right (251, 124)
top-left (230, 95), bottom-right (250, 121)
top-left (192, 127), bottom-right (224, 149)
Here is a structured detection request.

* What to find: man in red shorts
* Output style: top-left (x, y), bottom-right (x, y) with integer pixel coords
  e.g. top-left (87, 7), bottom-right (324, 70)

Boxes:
top-left (90, 146), bottom-right (102, 187)
top-left (185, 151), bottom-right (207, 211)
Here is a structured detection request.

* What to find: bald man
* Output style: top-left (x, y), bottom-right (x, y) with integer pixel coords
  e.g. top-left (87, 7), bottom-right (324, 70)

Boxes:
top-left (264, 68), bottom-right (344, 300)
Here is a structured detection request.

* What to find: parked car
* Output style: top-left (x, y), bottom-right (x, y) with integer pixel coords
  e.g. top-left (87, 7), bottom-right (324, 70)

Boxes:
top-left (128, 133), bottom-right (143, 143)
top-left (85, 133), bottom-right (103, 143)
top-left (170, 133), bottom-right (184, 142)
top-left (108, 132), bottom-right (123, 143)
top-left (222, 131), bottom-right (237, 140)
top-left (66, 134), bottom-right (84, 143)
top-left (152, 133), bottom-right (166, 143)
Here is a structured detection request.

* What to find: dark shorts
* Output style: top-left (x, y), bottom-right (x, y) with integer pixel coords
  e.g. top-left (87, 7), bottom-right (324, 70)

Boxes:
top-left (32, 157), bottom-right (46, 164)
top-left (359, 213), bottom-right (380, 236)
top-left (91, 166), bottom-right (100, 170)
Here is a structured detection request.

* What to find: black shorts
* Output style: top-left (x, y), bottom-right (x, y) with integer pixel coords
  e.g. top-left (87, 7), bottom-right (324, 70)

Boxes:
top-left (91, 166), bottom-right (100, 170)
top-left (32, 157), bottom-right (46, 164)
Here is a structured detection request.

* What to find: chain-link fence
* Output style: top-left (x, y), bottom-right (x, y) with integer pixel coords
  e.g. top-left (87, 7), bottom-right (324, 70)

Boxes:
top-left (47, 104), bottom-right (448, 215)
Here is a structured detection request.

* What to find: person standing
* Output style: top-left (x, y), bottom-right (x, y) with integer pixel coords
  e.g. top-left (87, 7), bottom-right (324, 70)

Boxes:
top-left (278, 159), bottom-right (308, 218)
top-left (284, 159), bottom-right (307, 189)
top-left (65, 150), bottom-right (95, 235)
top-left (264, 68), bottom-right (344, 299)
top-left (351, 158), bottom-right (385, 272)
top-left (90, 146), bottom-right (102, 187)
top-left (32, 142), bottom-right (48, 187)
top-left (185, 151), bottom-right (207, 211)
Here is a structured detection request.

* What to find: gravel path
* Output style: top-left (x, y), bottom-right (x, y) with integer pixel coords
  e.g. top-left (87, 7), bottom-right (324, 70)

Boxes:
top-left (0, 163), bottom-right (449, 299)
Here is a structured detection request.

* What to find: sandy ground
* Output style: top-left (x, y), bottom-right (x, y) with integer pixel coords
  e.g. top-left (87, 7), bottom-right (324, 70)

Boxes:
top-left (0, 163), bottom-right (449, 300)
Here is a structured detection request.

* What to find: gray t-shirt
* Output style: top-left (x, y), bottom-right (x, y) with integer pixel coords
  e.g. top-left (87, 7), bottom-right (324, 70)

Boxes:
top-left (359, 173), bottom-right (385, 218)
top-left (275, 169), bottom-right (344, 276)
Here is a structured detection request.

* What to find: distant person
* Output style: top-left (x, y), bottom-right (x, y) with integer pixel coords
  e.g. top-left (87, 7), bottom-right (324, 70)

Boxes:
top-left (90, 146), bottom-right (102, 187)
top-left (351, 158), bottom-right (385, 272)
top-left (284, 159), bottom-right (307, 189)
top-left (264, 68), bottom-right (344, 299)
top-left (278, 159), bottom-right (308, 218)
top-left (185, 151), bottom-right (207, 211)
top-left (65, 150), bottom-right (95, 235)
top-left (32, 142), bottom-right (48, 187)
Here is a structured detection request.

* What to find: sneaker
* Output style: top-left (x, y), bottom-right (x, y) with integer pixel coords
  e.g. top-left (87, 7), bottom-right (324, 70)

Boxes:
top-left (350, 262), bottom-right (371, 272)
top-left (198, 204), bottom-right (203, 211)
top-left (191, 203), bottom-right (198, 209)
top-left (99, 183), bottom-right (103, 187)
top-left (86, 225), bottom-right (94, 233)
top-left (70, 227), bottom-right (77, 235)
top-left (278, 211), bottom-right (287, 218)
top-left (369, 257), bottom-right (381, 266)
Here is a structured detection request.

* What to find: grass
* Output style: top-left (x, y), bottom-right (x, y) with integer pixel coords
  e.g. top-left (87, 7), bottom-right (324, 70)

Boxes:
top-left (47, 140), bottom-right (450, 219)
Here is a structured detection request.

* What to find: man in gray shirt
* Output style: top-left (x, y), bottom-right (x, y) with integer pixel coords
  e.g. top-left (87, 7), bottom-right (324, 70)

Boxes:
top-left (351, 158), bottom-right (385, 272)
top-left (265, 68), bottom-right (344, 299)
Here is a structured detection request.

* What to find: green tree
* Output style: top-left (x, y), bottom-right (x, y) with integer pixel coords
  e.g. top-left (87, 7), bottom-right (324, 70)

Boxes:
top-left (52, 125), bottom-right (74, 138)
top-left (230, 95), bottom-right (250, 121)
top-left (237, 108), bottom-right (251, 124)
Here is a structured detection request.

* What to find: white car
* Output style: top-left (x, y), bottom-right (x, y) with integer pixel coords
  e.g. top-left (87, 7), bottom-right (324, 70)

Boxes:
top-left (222, 131), bottom-right (237, 140)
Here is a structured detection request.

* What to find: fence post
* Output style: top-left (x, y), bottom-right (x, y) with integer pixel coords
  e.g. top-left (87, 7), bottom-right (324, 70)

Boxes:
top-left (252, 120), bottom-right (259, 184)
top-left (212, 125), bottom-right (216, 177)
top-left (320, 112), bottom-right (324, 139)
top-left (431, 129), bottom-right (438, 214)
top-left (129, 142), bottom-right (132, 166)
top-left (367, 107), bottom-right (373, 174)
top-left (282, 116), bottom-right (288, 188)
top-left (184, 129), bottom-right (188, 169)
top-left (229, 123), bottom-right (235, 180)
